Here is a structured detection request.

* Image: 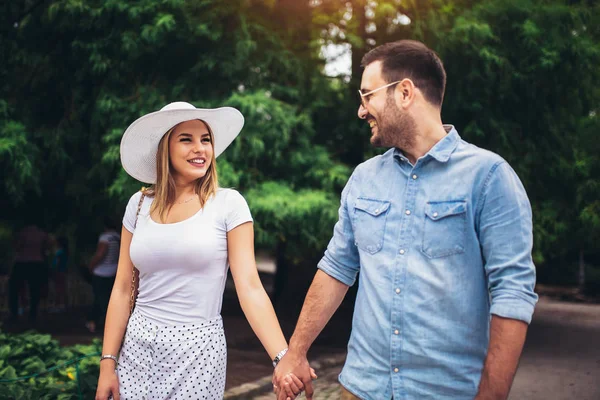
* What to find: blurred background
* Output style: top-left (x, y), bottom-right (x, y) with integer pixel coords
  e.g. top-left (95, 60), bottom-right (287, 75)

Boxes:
top-left (0, 0), bottom-right (599, 399)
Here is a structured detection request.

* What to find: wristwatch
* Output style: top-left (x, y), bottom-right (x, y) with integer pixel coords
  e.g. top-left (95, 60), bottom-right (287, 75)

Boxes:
top-left (100, 354), bottom-right (118, 364)
top-left (272, 348), bottom-right (288, 367)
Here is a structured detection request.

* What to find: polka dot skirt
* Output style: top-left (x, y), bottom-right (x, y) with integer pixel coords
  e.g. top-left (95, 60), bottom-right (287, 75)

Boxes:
top-left (116, 309), bottom-right (227, 399)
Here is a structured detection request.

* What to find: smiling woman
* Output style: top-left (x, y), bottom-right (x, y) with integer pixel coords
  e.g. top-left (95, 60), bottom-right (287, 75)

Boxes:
top-left (149, 119), bottom-right (217, 224)
top-left (93, 101), bottom-right (306, 400)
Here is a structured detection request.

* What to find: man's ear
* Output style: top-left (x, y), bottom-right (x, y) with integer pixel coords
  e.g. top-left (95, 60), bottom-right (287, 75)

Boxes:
top-left (396, 78), bottom-right (416, 108)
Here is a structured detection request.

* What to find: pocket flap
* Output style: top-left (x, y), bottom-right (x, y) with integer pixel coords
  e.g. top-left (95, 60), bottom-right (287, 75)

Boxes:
top-left (425, 201), bottom-right (467, 220)
top-left (354, 198), bottom-right (391, 216)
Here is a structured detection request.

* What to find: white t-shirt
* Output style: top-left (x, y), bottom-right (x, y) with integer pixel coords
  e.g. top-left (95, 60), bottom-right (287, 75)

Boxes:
top-left (123, 188), bottom-right (253, 325)
top-left (93, 231), bottom-right (120, 277)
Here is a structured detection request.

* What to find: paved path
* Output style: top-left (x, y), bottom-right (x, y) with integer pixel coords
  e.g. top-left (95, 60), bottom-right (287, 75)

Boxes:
top-left (225, 297), bottom-right (600, 399)
top-left (509, 297), bottom-right (600, 400)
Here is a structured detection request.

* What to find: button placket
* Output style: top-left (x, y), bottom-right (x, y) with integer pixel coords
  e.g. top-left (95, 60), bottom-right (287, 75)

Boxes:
top-left (390, 167), bottom-right (421, 396)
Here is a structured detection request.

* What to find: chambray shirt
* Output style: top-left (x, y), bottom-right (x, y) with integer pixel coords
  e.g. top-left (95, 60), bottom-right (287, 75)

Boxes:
top-left (318, 126), bottom-right (538, 400)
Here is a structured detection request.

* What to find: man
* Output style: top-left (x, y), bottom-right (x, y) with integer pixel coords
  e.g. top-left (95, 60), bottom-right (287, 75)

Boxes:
top-left (273, 40), bottom-right (538, 400)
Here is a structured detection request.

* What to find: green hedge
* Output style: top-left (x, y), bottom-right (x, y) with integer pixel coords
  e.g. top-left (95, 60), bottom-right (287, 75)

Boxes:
top-left (0, 330), bottom-right (101, 400)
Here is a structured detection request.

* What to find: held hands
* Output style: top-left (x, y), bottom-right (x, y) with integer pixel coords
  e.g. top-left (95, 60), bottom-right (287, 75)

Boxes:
top-left (273, 350), bottom-right (318, 400)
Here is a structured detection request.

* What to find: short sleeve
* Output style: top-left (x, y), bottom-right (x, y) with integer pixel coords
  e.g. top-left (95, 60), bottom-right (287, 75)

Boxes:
top-left (224, 190), bottom-right (253, 232)
top-left (123, 191), bottom-right (144, 233)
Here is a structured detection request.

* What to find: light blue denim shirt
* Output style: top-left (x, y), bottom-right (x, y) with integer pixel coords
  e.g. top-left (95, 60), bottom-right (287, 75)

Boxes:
top-left (317, 126), bottom-right (538, 400)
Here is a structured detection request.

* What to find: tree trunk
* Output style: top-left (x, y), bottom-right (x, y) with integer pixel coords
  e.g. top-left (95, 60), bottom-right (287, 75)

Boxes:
top-left (578, 248), bottom-right (585, 293)
top-left (350, 0), bottom-right (368, 90)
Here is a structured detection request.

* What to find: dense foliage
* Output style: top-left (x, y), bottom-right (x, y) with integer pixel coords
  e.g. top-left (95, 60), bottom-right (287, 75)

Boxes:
top-left (1, 0), bottom-right (599, 289)
top-left (0, 330), bottom-right (101, 399)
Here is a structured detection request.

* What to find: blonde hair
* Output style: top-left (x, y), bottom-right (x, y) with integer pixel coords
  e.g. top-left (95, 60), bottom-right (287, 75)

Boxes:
top-left (145, 120), bottom-right (219, 223)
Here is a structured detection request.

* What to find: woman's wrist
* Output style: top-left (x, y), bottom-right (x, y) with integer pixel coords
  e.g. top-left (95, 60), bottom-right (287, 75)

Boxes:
top-left (99, 354), bottom-right (118, 369)
top-left (272, 348), bottom-right (288, 367)
top-left (100, 361), bottom-right (118, 373)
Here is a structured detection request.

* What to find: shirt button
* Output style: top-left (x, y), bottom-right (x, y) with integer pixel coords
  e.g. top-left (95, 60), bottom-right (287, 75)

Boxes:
top-left (395, 288), bottom-right (401, 294)
top-left (412, 174), bottom-right (418, 180)
top-left (399, 249), bottom-right (405, 255)
top-left (433, 212), bottom-right (439, 218)
top-left (405, 210), bottom-right (411, 215)
top-left (394, 368), bottom-right (399, 373)
top-left (394, 330), bottom-right (399, 335)
top-left (375, 209), bottom-right (380, 214)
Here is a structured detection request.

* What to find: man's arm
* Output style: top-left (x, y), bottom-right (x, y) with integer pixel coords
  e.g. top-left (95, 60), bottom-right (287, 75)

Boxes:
top-left (273, 270), bottom-right (349, 400)
top-left (476, 315), bottom-right (528, 399)
top-left (274, 173), bottom-right (360, 400)
top-left (476, 161), bottom-right (538, 399)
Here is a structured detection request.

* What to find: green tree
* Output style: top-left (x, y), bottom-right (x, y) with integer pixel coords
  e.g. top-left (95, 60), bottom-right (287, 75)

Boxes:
top-left (1, 0), bottom-right (599, 294)
top-left (0, 0), bottom-right (348, 277)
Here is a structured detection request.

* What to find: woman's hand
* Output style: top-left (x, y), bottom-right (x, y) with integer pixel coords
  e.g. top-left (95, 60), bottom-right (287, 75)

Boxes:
top-left (276, 369), bottom-right (318, 400)
top-left (95, 362), bottom-right (120, 400)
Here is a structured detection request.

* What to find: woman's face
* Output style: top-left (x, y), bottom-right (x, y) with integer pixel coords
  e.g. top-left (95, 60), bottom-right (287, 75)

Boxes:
top-left (168, 120), bottom-right (214, 184)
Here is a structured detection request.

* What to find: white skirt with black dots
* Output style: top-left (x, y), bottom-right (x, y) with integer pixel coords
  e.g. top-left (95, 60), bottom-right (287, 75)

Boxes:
top-left (116, 309), bottom-right (227, 399)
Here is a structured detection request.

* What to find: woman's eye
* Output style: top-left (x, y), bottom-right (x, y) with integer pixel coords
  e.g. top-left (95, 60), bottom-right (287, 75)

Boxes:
top-left (180, 138), bottom-right (191, 142)
top-left (202, 138), bottom-right (211, 143)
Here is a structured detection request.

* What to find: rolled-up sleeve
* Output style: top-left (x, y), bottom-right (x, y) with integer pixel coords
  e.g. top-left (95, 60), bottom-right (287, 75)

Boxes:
top-left (478, 162), bottom-right (538, 324)
top-left (317, 173), bottom-right (360, 286)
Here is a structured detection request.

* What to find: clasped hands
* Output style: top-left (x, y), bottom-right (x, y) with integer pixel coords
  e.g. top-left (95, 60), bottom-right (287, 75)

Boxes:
top-left (272, 350), bottom-right (318, 400)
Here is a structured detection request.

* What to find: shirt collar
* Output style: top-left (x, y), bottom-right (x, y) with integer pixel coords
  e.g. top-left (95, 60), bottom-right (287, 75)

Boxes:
top-left (393, 124), bottom-right (459, 164)
top-left (427, 125), bottom-right (460, 163)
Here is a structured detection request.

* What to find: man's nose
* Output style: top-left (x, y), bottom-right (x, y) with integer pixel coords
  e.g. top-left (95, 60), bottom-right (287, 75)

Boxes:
top-left (357, 103), bottom-right (368, 119)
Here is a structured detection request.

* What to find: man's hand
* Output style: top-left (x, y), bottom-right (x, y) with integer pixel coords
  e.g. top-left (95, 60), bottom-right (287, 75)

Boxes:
top-left (274, 373), bottom-right (310, 400)
top-left (271, 271), bottom-right (347, 399)
top-left (273, 350), bottom-right (317, 400)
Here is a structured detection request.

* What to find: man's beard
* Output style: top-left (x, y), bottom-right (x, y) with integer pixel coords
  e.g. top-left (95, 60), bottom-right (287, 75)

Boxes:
top-left (371, 95), bottom-right (417, 150)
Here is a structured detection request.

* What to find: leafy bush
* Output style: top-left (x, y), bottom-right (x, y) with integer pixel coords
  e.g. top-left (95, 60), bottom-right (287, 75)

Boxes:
top-left (0, 330), bottom-right (101, 400)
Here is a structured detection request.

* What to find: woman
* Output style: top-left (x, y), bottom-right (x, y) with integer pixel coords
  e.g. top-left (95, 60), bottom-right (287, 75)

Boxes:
top-left (95, 102), bottom-right (309, 400)
top-left (86, 219), bottom-right (120, 333)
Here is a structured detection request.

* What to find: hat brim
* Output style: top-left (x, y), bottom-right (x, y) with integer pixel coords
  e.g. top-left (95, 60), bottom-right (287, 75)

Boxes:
top-left (120, 107), bottom-right (244, 184)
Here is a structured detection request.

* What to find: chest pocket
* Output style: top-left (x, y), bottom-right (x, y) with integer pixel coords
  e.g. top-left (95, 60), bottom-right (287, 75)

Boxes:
top-left (422, 200), bottom-right (467, 258)
top-left (353, 198), bottom-right (391, 254)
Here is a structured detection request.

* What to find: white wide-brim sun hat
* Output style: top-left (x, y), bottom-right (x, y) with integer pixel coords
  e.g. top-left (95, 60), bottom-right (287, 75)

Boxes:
top-left (120, 101), bottom-right (244, 184)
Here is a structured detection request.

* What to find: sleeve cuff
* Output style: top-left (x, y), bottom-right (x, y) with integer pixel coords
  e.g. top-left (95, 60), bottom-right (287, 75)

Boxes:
top-left (226, 218), bottom-right (253, 232)
top-left (317, 257), bottom-right (356, 287)
top-left (490, 295), bottom-right (537, 324)
top-left (123, 222), bottom-right (134, 234)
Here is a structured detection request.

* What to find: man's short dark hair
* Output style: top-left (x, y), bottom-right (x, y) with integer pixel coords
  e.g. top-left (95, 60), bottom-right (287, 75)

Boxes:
top-left (361, 40), bottom-right (446, 107)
